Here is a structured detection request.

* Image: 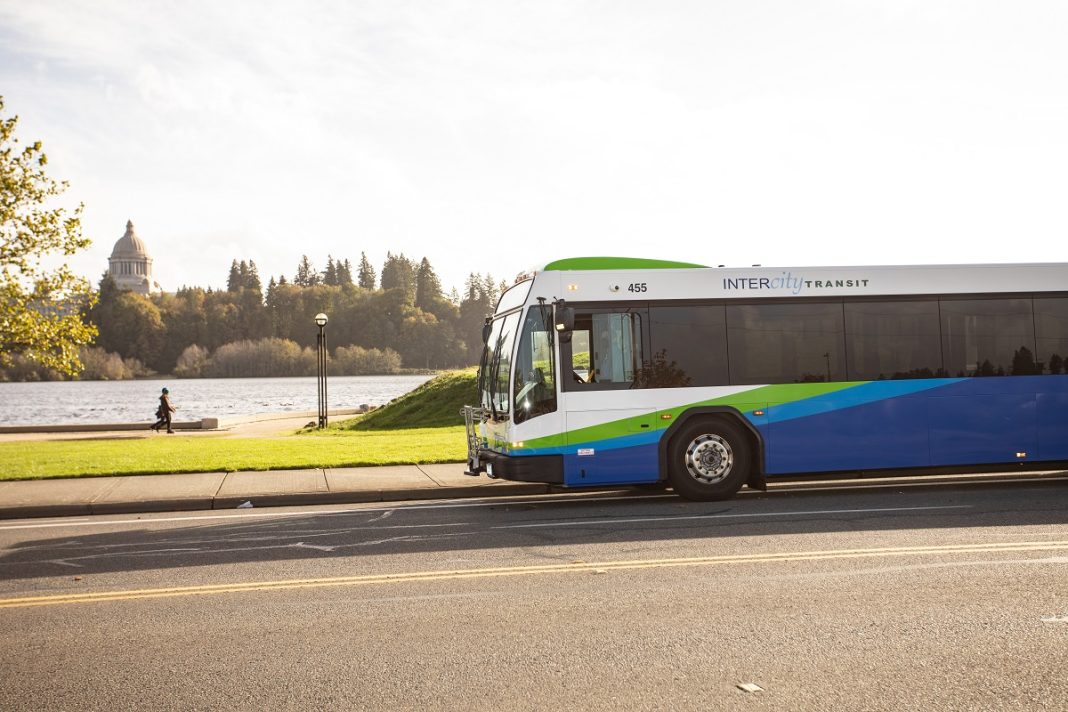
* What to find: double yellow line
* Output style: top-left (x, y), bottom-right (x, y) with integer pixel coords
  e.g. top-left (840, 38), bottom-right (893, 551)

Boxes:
top-left (2, 540), bottom-right (1066, 609)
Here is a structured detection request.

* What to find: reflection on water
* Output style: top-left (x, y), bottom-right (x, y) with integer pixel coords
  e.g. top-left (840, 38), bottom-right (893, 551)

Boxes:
top-left (0, 375), bottom-right (434, 426)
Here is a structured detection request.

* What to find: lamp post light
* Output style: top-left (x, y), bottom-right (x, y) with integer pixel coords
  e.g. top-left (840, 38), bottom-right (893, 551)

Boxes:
top-left (315, 313), bottom-right (329, 429)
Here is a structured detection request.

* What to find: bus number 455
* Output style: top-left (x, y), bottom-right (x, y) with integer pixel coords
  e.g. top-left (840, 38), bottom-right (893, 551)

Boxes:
top-left (627, 283), bottom-right (648, 293)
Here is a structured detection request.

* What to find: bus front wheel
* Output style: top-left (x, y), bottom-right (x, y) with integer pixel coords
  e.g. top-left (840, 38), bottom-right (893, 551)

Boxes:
top-left (668, 418), bottom-right (751, 501)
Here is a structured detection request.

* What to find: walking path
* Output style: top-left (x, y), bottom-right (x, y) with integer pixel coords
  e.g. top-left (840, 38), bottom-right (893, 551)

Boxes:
top-left (0, 412), bottom-right (362, 442)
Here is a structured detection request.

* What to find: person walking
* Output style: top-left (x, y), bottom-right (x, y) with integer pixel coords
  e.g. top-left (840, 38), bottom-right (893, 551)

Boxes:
top-left (151, 387), bottom-right (176, 433)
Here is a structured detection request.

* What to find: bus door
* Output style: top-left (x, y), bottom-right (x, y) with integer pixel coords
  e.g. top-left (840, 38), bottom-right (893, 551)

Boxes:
top-left (561, 307), bottom-right (658, 485)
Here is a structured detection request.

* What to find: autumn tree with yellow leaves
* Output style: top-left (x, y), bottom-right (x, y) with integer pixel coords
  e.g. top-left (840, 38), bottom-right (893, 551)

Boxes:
top-left (0, 96), bottom-right (96, 375)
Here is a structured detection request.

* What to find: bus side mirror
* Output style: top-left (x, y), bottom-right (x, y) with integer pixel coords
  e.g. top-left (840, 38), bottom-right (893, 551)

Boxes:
top-left (554, 306), bottom-right (574, 334)
top-left (481, 320), bottom-right (493, 343)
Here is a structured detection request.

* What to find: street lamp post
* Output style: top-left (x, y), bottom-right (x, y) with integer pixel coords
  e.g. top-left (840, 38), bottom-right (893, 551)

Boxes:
top-left (315, 313), bottom-right (329, 429)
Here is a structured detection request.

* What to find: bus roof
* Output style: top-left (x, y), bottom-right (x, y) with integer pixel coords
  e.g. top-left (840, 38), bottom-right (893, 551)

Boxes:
top-left (541, 257), bottom-right (707, 271)
top-left (520, 259), bottom-right (1068, 301)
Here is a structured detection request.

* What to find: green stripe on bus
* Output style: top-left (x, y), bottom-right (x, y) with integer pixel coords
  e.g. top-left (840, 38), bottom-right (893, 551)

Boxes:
top-left (519, 382), bottom-right (862, 451)
top-left (542, 257), bottom-right (707, 271)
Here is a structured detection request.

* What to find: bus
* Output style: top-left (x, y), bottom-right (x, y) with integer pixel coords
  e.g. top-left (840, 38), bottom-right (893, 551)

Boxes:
top-left (462, 257), bottom-right (1068, 500)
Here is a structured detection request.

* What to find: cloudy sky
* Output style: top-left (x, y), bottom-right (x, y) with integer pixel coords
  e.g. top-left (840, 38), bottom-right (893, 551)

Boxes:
top-left (2, 1), bottom-right (1066, 295)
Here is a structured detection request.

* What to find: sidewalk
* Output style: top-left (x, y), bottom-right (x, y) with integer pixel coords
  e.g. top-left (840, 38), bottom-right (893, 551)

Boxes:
top-left (0, 464), bottom-right (551, 520)
top-left (0, 413), bottom-right (553, 520)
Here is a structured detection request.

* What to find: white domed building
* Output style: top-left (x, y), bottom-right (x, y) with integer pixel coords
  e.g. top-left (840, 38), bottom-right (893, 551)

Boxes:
top-left (108, 220), bottom-right (161, 295)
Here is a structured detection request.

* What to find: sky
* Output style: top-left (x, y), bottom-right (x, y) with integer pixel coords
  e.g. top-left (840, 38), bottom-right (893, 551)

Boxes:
top-left (2, 1), bottom-right (1067, 295)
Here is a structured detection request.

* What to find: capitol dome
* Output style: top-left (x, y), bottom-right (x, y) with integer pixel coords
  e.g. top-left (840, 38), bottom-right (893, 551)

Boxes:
top-left (110, 220), bottom-right (150, 259)
top-left (107, 220), bottom-right (160, 295)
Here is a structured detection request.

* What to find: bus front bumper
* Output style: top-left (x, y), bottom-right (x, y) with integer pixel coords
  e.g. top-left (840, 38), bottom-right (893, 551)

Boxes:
top-left (466, 450), bottom-right (564, 485)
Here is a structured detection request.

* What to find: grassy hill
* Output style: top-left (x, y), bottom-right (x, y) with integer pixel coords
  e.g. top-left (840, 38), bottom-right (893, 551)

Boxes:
top-left (345, 368), bottom-right (478, 431)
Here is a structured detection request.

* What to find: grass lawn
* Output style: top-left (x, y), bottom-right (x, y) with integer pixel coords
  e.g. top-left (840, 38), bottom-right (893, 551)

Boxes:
top-left (0, 425), bottom-right (467, 481)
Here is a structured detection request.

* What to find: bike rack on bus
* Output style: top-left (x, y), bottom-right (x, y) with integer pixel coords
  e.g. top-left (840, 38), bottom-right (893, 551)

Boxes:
top-left (461, 405), bottom-right (487, 476)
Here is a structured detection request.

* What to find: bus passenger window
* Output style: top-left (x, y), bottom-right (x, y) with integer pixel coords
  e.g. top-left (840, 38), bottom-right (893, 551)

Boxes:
top-left (940, 298), bottom-right (1036, 377)
top-left (569, 312), bottom-right (643, 387)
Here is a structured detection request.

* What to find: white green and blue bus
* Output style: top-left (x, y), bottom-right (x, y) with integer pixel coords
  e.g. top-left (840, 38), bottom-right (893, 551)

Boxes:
top-left (462, 257), bottom-right (1068, 501)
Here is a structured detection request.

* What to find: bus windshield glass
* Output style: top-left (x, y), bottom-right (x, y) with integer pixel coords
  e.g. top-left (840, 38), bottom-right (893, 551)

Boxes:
top-left (513, 305), bottom-right (557, 423)
top-left (479, 311), bottom-right (521, 418)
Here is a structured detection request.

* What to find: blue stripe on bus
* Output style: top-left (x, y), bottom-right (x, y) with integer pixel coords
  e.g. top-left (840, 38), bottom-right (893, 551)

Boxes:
top-left (763, 375), bottom-right (1068, 474)
top-left (763, 379), bottom-right (962, 424)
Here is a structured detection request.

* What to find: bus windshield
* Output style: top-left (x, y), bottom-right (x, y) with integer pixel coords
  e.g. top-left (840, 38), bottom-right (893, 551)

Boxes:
top-left (513, 305), bottom-right (557, 423)
top-left (479, 311), bottom-right (521, 418)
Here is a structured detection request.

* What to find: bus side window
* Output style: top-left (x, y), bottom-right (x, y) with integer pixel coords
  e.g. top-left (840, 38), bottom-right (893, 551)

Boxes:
top-left (569, 311), bottom-right (643, 387)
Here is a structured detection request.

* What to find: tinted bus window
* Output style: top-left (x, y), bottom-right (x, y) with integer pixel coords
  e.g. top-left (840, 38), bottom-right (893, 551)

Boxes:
top-left (727, 302), bottom-right (846, 384)
top-left (940, 298), bottom-right (1037, 376)
top-left (646, 305), bottom-right (728, 387)
top-left (568, 311), bottom-right (643, 388)
top-left (844, 300), bottom-right (942, 380)
top-left (1035, 297), bottom-right (1068, 374)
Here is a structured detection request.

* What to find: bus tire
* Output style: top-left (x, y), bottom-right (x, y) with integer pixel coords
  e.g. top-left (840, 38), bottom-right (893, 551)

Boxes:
top-left (667, 418), bottom-right (751, 501)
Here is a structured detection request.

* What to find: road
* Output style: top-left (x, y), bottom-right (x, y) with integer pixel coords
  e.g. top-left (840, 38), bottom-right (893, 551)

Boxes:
top-left (1, 475), bottom-right (1066, 711)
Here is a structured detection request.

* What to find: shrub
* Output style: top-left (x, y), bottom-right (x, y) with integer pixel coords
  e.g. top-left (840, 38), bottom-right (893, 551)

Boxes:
top-left (332, 345), bottom-right (402, 375)
top-left (202, 338), bottom-right (307, 378)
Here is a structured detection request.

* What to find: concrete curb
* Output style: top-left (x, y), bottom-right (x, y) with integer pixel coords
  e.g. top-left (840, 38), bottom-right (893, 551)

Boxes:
top-left (0, 481), bottom-right (554, 520)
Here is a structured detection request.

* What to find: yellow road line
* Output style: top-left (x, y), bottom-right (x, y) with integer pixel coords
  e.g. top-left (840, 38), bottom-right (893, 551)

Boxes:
top-left (2, 540), bottom-right (1066, 609)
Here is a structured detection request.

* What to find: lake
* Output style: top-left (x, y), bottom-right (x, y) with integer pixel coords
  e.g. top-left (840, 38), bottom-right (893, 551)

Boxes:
top-left (0, 375), bottom-right (435, 427)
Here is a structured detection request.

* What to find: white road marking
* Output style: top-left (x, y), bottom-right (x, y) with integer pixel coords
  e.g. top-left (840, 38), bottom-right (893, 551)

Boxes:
top-left (493, 505), bottom-right (972, 529)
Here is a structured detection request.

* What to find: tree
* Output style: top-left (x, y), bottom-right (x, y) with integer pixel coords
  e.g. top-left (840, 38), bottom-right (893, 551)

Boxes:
top-left (380, 252), bottom-right (416, 304)
top-left (0, 96), bottom-right (97, 375)
top-left (337, 258), bottom-right (353, 287)
top-left (226, 260), bottom-right (241, 292)
top-left (357, 252), bottom-right (376, 290)
top-left (89, 274), bottom-right (165, 368)
top-left (246, 260), bottom-right (262, 295)
top-left (294, 255), bottom-right (319, 287)
top-left (415, 257), bottom-right (442, 312)
top-left (323, 255), bottom-right (338, 286)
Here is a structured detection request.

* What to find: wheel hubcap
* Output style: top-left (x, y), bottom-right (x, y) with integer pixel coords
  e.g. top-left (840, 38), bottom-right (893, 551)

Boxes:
top-left (684, 434), bottom-right (733, 484)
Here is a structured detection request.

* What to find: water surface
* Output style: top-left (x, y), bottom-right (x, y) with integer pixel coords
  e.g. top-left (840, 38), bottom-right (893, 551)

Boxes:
top-left (0, 375), bottom-right (434, 426)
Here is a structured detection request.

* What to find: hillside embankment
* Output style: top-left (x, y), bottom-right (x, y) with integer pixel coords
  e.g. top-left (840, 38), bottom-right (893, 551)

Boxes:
top-left (345, 368), bottom-right (477, 430)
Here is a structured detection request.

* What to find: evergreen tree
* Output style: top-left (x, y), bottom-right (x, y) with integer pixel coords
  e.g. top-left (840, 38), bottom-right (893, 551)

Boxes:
top-left (415, 257), bottom-right (443, 311)
top-left (295, 255), bottom-right (318, 287)
top-left (337, 258), bottom-right (354, 286)
top-left (380, 252), bottom-right (416, 305)
top-left (323, 256), bottom-right (338, 286)
top-left (226, 260), bottom-right (241, 292)
top-left (357, 252), bottom-right (376, 290)
top-left (247, 260), bottom-right (262, 295)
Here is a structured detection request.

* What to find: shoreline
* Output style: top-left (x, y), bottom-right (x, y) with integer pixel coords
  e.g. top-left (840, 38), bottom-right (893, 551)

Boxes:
top-left (0, 409), bottom-right (367, 442)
